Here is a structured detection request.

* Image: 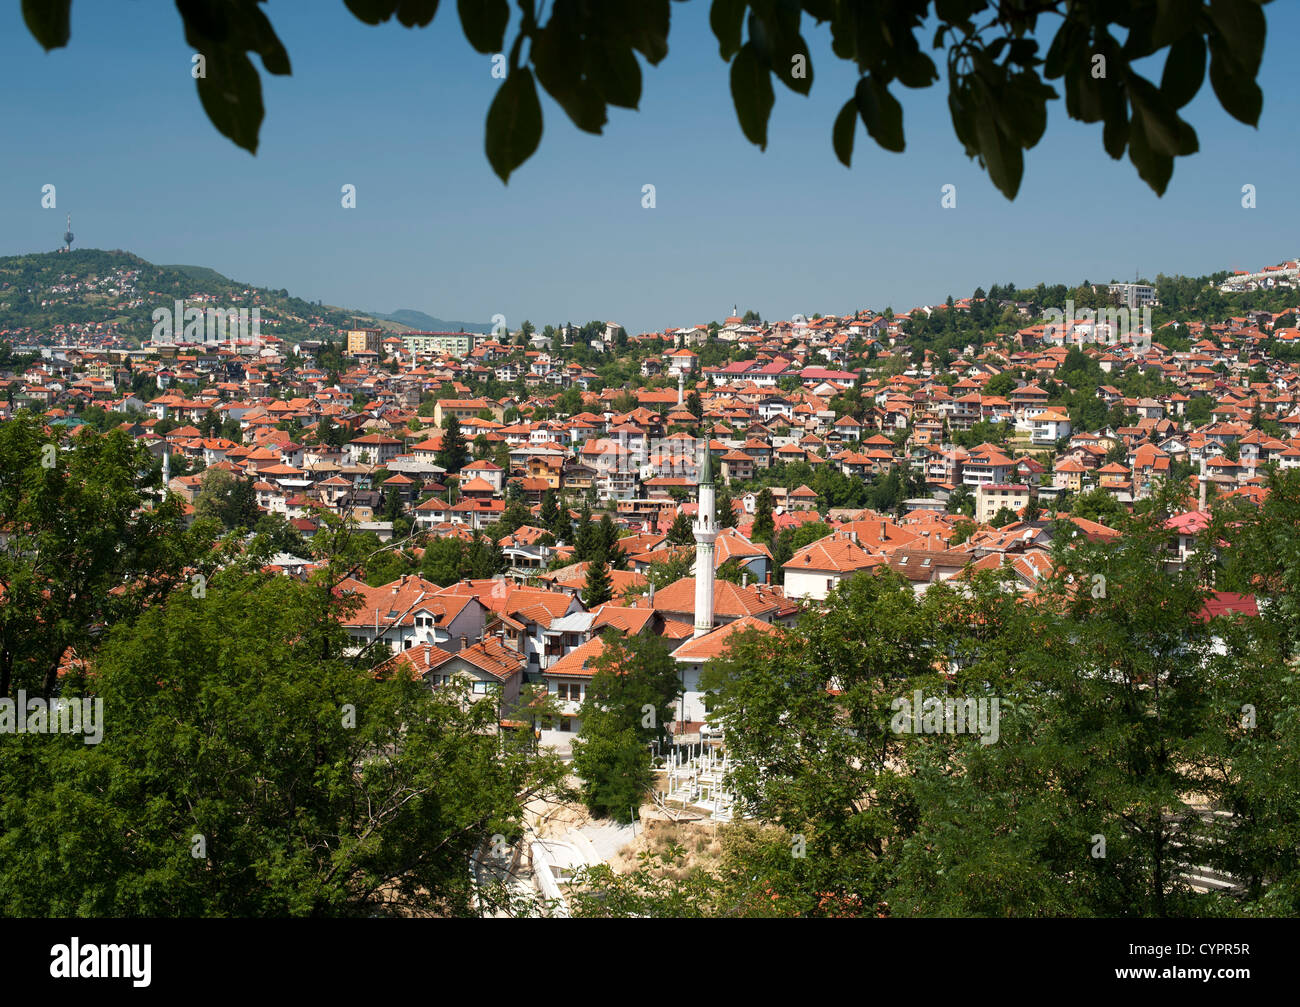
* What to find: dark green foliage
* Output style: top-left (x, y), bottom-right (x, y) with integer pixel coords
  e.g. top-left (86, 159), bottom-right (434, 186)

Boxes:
top-left (751, 488), bottom-right (775, 544)
top-left (436, 413), bottom-right (469, 473)
top-left (0, 572), bottom-right (563, 916)
top-left (583, 555), bottom-right (612, 607)
top-left (20, 2), bottom-right (1273, 196)
top-left (571, 631), bottom-right (681, 823)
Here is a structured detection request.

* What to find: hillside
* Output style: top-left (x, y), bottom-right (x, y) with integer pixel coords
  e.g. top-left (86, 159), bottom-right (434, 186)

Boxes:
top-left (369, 308), bottom-right (493, 334)
top-left (0, 249), bottom-right (485, 348)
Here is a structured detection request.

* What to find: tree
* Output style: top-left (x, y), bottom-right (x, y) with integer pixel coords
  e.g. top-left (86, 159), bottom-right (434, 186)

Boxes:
top-left (984, 372), bottom-right (1018, 398)
top-left (583, 554), bottom-right (612, 607)
top-left (573, 502), bottom-right (597, 561)
top-left (251, 512), bottom-right (310, 557)
top-left (948, 519), bottom-right (977, 545)
top-left (194, 467), bottom-right (261, 532)
top-left (436, 413), bottom-right (469, 473)
top-left (597, 514), bottom-right (627, 570)
top-left (666, 510), bottom-right (693, 546)
top-left (383, 486), bottom-right (405, 523)
top-left (498, 499), bottom-right (533, 536)
top-left (27, 3), bottom-right (1273, 198)
top-left (0, 415), bottom-right (213, 698)
top-left (1069, 487), bottom-right (1128, 528)
top-left (0, 571), bottom-right (564, 916)
top-left (990, 506), bottom-right (1018, 528)
top-left (641, 550), bottom-right (695, 592)
top-left (571, 631), bottom-right (680, 823)
top-left (947, 483), bottom-right (975, 518)
top-left (539, 488), bottom-right (561, 535)
top-left (751, 488), bottom-right (775, 544)
top-left (715, 484), bottom-right (738, 529)
top-left (1185, 396), bottom-right (1214, 427)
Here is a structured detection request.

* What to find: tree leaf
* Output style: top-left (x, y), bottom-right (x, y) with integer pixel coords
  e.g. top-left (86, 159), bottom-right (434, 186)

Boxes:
top-left (458, 0), bottom-right (508, 54)
top-left (1102, 111), bottom-right (1129, 160)
top-left (1128, 75), bottom-right (1195, 157)
top-left (344, 0), bottom-right (399, 25)
top-left (710, 0), bottom-right (746, 60)
top-left (731, 41), bottom-right (774, 149)
top-left (1000, 73), bottom-right (1053, 148)
top-left (620, 0), bottom-right (671, 65)
top-left (1208, 43), bottom-right (1263, 126)
top-left (586, 42), bottom-right (642, 109)
top-left (486, 68), bottom-right (543, 183)
top-left (395, 0), bottom-right (441, 28)
top-left (1152, 0), bottom-right (1200, 49)
top-left (195, 49), bottom-right (265, 154)
top-left (1160, 31), bottom-right (1206, 109)
top-left (246, 6), bottom-right (292, 75)
top-left (773, 34), bottom-right (813, 95)
top-left (1127, 113), bottom-right (1174, 195)
top-left (552, 80), bottom-right (608, 134)
top-left (973, 103), bottom-right (1021, 199)
top-left (22, 0), bottom-right (70, 49)
top-left (855, 76), bottom-right (904, 152)
top-left (1208, 0), bottom-right (1266, 75)
top-left (832, 97), bottom-right (856, 167)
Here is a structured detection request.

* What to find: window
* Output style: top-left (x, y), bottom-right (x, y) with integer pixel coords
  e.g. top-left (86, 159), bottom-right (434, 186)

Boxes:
top-left (472, 681), bottom-right (489, 695)
top-left (559, 718), bottom-right (572, 733)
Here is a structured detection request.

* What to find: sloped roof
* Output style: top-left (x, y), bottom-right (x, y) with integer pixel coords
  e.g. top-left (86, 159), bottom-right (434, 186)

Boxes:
top-left (670, 615), bottom-right (779, 662)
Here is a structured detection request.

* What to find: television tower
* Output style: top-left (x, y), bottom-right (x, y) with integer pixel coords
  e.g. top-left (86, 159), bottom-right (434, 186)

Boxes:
top-left (63, 214), bottom-right (74, 252)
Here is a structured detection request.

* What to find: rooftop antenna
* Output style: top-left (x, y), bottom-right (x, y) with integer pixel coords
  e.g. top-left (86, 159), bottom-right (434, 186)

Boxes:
top-left (63, 213), bottom-right (74, 252)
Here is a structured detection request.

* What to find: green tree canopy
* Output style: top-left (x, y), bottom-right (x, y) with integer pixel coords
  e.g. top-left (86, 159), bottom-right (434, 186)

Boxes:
top-left (0, 571), bottom-right (563, 916)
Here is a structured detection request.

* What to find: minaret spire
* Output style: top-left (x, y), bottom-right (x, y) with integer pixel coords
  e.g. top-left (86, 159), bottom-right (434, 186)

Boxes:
top-left (693, 444), bottom-right (717, 638)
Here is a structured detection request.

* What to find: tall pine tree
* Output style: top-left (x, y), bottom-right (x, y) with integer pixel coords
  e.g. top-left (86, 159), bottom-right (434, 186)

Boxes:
top-left (583, 554), bottom-right (612, 607)
top-left (751, 487), bottom-right (775, 544)
top-left (435, 413), bottom-right (468, 473)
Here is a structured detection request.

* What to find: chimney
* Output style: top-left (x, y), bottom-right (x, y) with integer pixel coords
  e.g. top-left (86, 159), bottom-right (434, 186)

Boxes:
top-left (459, 634), bottom-right (468, 651)
top-left (880, 521), bottom-right (886, 538)
top-left (742, 572), bottom-right (749, 588)
top-left (648, 582), bottom-right (655, 606)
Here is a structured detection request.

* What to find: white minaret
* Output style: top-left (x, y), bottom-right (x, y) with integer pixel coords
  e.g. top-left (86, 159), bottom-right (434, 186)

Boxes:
top-left (677, 370), bottom-right (684, 407)
top-left (693, 446), bottom-right (717, 638)
top-left (1198, 453), bottom-right (1208, 511)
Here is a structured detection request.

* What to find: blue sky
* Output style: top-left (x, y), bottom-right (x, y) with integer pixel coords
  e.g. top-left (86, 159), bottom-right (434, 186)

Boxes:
top-left (1, 1), bottom-right (1296, 335)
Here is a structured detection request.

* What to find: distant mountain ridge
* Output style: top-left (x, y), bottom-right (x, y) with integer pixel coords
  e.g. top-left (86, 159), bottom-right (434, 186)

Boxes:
top-left (367, 308), bottom-right (492, 334)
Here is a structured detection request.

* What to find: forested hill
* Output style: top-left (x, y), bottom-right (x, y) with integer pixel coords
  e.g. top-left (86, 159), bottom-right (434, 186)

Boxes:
top-left (0, 248), bottom-right (392, 346)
